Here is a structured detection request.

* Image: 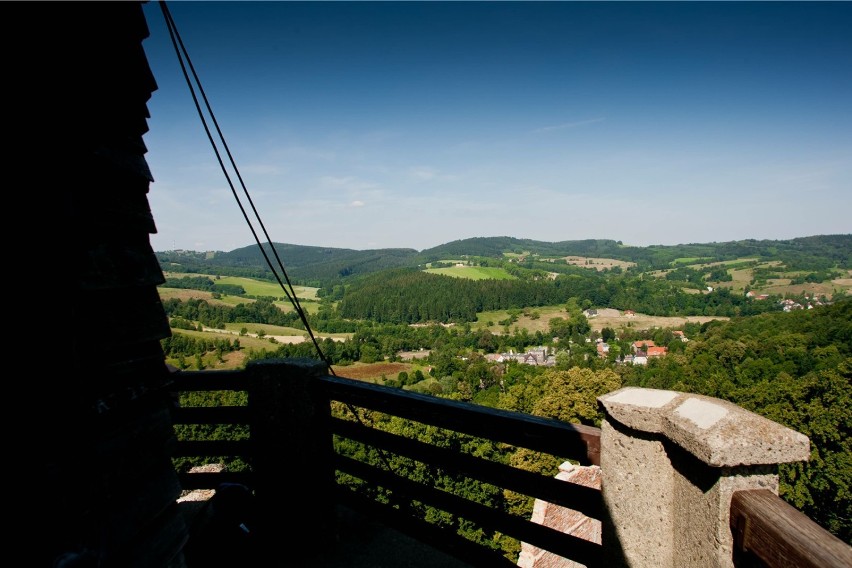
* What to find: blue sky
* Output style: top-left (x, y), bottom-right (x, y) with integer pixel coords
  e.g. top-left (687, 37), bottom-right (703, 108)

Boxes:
top-left (140, 1), bottom-right (851, 253)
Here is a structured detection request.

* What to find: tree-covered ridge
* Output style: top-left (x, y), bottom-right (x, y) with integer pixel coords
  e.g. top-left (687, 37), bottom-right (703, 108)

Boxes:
top-left (158, 243), bottom-right (419, 285)
top-left (157, 234), bottom-right (851, 288)
top-left (337, 268), bottom-right (782, 324)
top-left (415, 237), bottom-right (627, 262)
top-left (418, 234), bottom-right (852, 269)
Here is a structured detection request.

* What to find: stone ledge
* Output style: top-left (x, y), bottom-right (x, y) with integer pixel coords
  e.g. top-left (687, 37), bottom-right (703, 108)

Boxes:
top-left (598, 387), bottom-right (809, 467)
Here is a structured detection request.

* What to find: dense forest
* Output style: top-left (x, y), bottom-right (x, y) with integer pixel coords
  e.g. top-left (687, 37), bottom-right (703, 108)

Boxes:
top-left (161, 234), bottom-right (850, 554)
top-left (336, 268), bottom-right (781, 324)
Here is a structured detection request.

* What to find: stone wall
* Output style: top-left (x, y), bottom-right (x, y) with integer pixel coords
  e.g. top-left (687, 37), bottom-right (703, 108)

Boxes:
top-left (520, 387), bottom-right (810, 568)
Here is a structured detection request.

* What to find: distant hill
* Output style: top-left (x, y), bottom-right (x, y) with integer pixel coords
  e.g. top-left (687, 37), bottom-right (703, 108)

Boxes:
top-left (158, 243), bottom-right (419, 285)
top-left (416, 237), bottom-right (628, 261)
top-left (418, 235), bottom-right (851, 271)
top-left (157, 234), bottom-right (851, 286)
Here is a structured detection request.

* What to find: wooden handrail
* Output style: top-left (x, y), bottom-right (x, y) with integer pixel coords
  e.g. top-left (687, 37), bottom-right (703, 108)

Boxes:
top-left (730, 489), bottom-right (852, 568)
top-left (331, 416), bottom-right (603, 518)
top-left (321, 374), bottom-right (601, 465)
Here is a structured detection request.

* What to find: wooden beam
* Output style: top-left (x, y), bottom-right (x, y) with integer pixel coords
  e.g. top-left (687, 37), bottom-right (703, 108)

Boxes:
top-left (730, 489), bottom-right (852, 568)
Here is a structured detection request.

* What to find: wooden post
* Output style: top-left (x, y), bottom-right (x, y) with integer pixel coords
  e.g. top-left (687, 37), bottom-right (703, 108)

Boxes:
top-left (248, 357), bottom-right (335, 560)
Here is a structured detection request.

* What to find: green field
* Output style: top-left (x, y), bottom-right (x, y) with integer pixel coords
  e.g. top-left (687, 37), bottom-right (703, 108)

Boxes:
top-left (213, 276), bottom-right (319, 299)
top-left (472, 305), bottom-right (568, 334)
top-left (218, 294), bottom-right (255, 306)
top-left (219, 322), bottom-right (307, 336)
top-left (691, 258), bottom-right (760, 270)
top-left (273, 299), bottom-right (322, 315)
top-left (161, 273), bottom-right (322, 314)
top-left (218, 322), bottom-right (351, 341)
top-left (158, 287), bottom-right (234, 305)
top-left (163, 272), bottom-right (318, 300)
top-left (424, 266), bottom-right (516, 280)
top-left (169, 327), bottom-right (277, 351)
top-left (165, 328), bottom-right (282, 370)
top-left (158, 286), bottom-right (322, 313)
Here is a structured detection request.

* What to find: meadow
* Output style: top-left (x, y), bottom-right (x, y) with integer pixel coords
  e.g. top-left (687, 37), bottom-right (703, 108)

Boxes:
top-left (158, 281), bottom-right (322, 315)
top-left (424, 265), bottom-right (516, 280)
top-left (163, 271), bottom-right (319, 300)
top-left (558, 256), bottom-right (636, 271)
top-left (473, 306), bottom-right (726, 335)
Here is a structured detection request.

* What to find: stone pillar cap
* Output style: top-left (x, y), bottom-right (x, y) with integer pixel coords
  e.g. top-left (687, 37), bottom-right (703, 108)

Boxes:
top-left (598, 387), bottom-right (810, 467)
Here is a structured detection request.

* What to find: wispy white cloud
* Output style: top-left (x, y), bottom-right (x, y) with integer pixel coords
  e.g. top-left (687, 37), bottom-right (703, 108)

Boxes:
top-left (409, 166), bottom-right (439, 181)
top-left (349, 200), bottom-right (365, 207)
top-left (408, 166), bottom-right (458, 183)
top-left (531, 118), bottom-right (606, 134)
top-left (241, 163), bottom-right (285, 175)
top-left (269, 145), bottom-right (336, 162)
top-left (318, 175), bottom-right (378, 191)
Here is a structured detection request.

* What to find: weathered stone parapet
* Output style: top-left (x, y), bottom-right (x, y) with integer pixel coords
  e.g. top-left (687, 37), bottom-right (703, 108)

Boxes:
top-left (597, 387), bottom-right (809, 568)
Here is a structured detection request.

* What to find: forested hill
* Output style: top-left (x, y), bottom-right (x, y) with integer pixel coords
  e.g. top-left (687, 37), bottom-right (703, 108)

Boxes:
top-left (415, 237), bottom-right (625, 261)
top-left (156, 234), bottom-right (851, 285)
top-left (157, 243), bottom-right (419, 285)
top-left (419, 234), bottom-right (852, 270)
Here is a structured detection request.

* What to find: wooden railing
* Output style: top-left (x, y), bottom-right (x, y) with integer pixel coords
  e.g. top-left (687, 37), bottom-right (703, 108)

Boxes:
top-left (730, 489), bottom-right (852, 568)
top-left (170, 359), bottom-right (603, 567)
top-left (169, 359), bottom-right (851, 568)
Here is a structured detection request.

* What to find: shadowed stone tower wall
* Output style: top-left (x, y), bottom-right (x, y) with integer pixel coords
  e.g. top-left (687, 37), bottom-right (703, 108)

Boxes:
top-left (30, 3), bottom-right (188, 566)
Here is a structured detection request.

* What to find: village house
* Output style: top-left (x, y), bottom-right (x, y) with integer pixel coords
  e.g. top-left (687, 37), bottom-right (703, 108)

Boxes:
top-left (632, 340), bottom-right (655, 353)
top-left (626, 340), bottom-right (667, 363)
top-left (781, 298), bottom-right (805, 312)
top-left (647, 346), bottom-right (668, 358)
top-left (486, 347), bottom-right (556, 366)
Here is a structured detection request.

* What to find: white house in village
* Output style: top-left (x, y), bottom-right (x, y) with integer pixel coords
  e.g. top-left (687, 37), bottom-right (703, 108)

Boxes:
top-left (485, 347), bottom-right (556, 366)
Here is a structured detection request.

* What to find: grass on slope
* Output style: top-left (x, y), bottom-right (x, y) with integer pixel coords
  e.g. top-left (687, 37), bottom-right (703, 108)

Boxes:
top-left (424, 266), bottom-right (516, 280)
top-left (473, 305), bottom-right (727, 335)
top-left (216, 276), bottom-right (319, 299)
top-left (158, 286), bottom-right (322, 314)
top-left (163, 272), bottom-right (319, 299)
